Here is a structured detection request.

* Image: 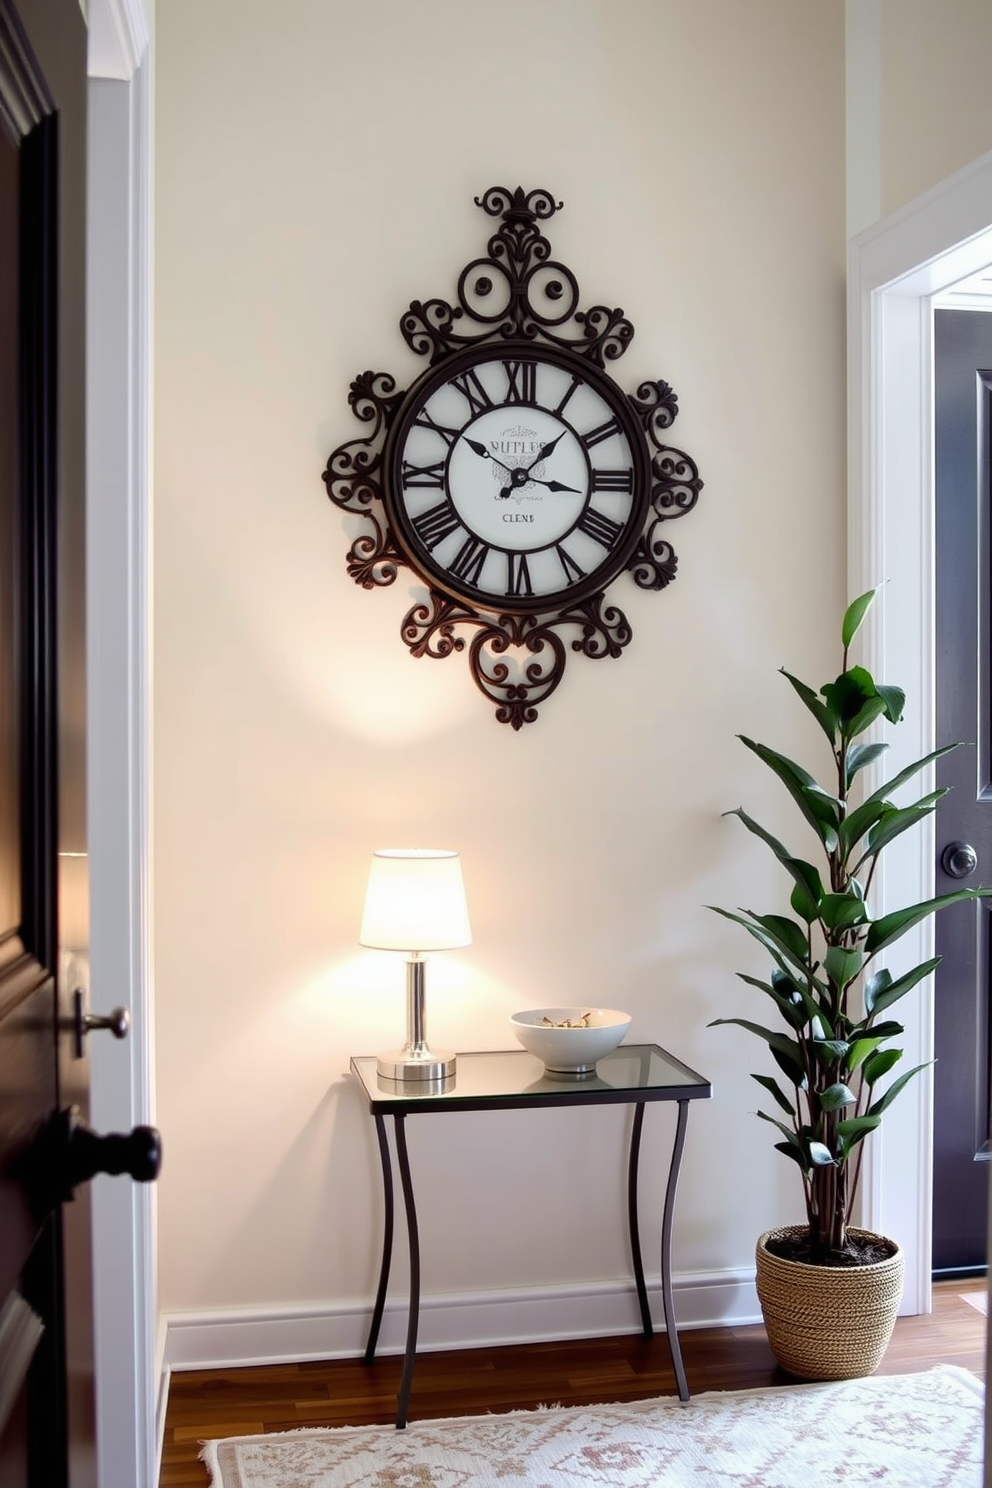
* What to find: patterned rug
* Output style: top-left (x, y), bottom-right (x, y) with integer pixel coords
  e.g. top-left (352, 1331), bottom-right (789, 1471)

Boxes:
top-left (201, 1364), bottom-right (984, 1487)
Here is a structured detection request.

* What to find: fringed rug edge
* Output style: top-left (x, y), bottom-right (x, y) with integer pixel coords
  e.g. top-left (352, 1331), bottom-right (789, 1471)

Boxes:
top-left (197, 1360), bottom-right (983, 1475)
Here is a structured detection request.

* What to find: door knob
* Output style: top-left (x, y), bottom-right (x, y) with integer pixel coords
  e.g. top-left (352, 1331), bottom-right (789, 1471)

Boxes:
top-left (941, 841), bottom-right (979, 879)
top-left (24, 1106), bottom-right (162, 1208)
top-left (61, 1111), bottom-right (161, 1193)
top-left (72, 988), bottom-right (129, 1058)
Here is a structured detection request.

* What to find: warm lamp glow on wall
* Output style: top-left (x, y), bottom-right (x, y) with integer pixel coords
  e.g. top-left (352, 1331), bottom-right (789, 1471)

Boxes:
top-left (359, 848), bottom-right (472, 1082)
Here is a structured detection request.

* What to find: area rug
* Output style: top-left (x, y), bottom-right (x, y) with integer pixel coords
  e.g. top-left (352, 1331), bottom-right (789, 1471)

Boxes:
top-left (201, 1364), bottom-right (984, 1488)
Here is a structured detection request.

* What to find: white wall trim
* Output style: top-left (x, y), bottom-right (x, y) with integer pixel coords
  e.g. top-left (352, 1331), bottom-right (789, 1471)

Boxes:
top-left (86, 25), bottom-right (155, 1488)
top-left (87, 0), bottom-right (149, 81)
top-left (162, 1271), bottom-right (760, 1374)
top-left (848, 146), bottom-right (992, 1317)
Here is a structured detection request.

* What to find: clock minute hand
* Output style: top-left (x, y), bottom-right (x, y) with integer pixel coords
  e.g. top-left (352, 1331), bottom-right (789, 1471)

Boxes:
top-left (464, 436), bottom-right (512, 475)
top-left (529, 478), bottom-right (582, 494)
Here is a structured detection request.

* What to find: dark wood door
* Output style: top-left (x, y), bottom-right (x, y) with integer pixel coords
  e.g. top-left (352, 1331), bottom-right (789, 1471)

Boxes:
top-left (933, 307), bottom-right (992, 1275)
top-left (0, 0), bottom-right (92, 1483)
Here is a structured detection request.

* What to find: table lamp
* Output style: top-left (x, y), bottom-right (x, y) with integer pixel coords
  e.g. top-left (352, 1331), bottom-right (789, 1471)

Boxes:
top-left (359, 848), bottom-right (472, 1081)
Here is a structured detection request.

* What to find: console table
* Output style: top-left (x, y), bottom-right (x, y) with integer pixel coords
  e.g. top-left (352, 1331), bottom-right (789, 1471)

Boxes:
top-left (350, 1043), bottom-right (711, 1428)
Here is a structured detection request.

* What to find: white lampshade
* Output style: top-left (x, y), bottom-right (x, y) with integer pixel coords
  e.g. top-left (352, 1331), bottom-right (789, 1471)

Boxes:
top-left (359, 849), bottom-right (472, 953)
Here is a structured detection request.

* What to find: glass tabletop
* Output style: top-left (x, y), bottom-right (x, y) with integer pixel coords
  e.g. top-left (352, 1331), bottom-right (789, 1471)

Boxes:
top-left (349, 1044), bottom-right (711, 1113)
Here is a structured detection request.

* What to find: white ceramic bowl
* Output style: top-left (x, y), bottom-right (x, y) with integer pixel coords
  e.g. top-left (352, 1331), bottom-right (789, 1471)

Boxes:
top-left (509, 1007), bottom-right (632, 1073)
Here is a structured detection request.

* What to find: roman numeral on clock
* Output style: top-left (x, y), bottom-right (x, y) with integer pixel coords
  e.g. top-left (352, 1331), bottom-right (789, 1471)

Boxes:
top-left (553, 375), bottom-right (581, 418)
top-left (505, 551), bottom-right (533, 597)
top-left (580, 416), bottom-right (623, 450)
top-left (503, 360), bottom-right (536, 405)
top-left (578, 507), bottom-right (624, 549)
top-left (450, 368), bottom-right (494, 418)
top-left (411, 500), bottom-right (461, 549)
top-left (413, 408), bottom-right (461, 447)
top-left (591, 467), bottom-right (634, 493)
top-left (401, 460), bottom-right (446, 489)
top-left (449, 533), bottom-right (490, 584)
top-left (555, 543), bottom-right (586, 585)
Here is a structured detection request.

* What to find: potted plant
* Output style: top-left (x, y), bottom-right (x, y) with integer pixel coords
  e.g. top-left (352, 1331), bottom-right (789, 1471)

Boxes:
top-left (711, 586), bottom-right (989, 1379)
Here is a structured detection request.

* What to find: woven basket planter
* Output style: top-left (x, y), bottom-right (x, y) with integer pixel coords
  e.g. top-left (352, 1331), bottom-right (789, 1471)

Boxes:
top-left (755, 1225), bottom-right (905, 1380)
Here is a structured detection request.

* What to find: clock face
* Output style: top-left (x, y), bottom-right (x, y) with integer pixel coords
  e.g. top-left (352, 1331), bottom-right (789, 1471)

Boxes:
top-left (383, 345), bottom-right (651, 611)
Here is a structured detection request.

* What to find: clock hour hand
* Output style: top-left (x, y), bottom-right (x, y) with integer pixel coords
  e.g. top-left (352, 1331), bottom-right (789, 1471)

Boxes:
top-left (522, 431), bottom-right (567, 473)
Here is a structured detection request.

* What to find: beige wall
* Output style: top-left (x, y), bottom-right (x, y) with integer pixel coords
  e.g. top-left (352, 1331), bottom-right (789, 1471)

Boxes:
top-left (881, 0), bottom-right (992, 215)
top-left (154, 0), bottom-right (845, 1323)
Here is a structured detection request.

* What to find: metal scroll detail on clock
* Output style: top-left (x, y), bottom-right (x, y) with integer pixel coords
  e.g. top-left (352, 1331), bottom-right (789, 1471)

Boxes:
top-left (321, 186), bottom-right (702, 729)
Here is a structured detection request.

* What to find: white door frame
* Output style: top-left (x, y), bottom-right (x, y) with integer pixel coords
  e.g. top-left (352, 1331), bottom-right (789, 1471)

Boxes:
top-left (86, 2), bottom-right (155, 1484)
top-left (849, 149), bottom-right (992, 1316)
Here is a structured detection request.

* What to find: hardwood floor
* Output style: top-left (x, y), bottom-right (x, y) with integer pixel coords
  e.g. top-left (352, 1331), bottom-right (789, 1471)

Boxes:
top-left (159, 1280), bottom-right (987, 1487)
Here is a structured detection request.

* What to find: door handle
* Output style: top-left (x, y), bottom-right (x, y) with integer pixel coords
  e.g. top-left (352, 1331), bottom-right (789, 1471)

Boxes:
top-left (23, 1106), bottom-right (162, 1208)
top-left (72, 988), bottom-right (129, 1058)
top-left (941, 841), bottom-right (979, 879)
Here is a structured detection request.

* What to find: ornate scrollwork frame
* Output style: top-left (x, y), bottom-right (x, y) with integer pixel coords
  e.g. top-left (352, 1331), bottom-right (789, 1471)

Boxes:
top-left (322, 186), bottom-right (701, 728)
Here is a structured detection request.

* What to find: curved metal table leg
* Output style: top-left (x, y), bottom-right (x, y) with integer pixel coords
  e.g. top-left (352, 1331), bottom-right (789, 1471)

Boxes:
top-left (660, 1099), bottom-right (691, 1400)
top-left (627, 1101), bottom-right (653, 1336)
top-left (363, 1113), bottom-right (395, 1365)
top-left (393, 1114), bottom-right (420, 1430)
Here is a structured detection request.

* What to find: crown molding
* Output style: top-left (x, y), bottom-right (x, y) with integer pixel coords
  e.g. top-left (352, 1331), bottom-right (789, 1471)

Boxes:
top-left (87, 0), bottom-right (149, 80)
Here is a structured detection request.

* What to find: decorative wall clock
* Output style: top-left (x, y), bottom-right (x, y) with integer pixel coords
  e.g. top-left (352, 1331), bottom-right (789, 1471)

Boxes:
top-left (322, 186), bottom-right (702, 728)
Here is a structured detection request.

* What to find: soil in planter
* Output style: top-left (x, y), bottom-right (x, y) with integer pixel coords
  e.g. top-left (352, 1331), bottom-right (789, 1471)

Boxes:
top-left (766, 1230), bottom-right (899, 1268)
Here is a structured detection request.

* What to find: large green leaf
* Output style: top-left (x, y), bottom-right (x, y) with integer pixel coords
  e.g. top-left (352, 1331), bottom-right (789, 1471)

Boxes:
top-left (710, 905), bottom-right (822, 986)
top-left (863, 1047), bottom-right (902, 1084)
top-left (842, 587), bottom-right (879, 649)
top-left (738, 736), bottom-right (841, 846)
top-left (864, 957), bottom-right (941, 1016)
top-left (821, 667), bottom-right (880, 730)
top-left (865, 889), bottom-right (992, 955)
top-left (750, 912), bottom-right (809, 963)
top-left (757, 1109), bottom-right (802, 1148)
top-left (855, 1018), bottom-right (904, 1041)
top-left (724, 807), bottom-right (789, 861)
top-left (861, 742), bottom-right (966, 810)
top-left (818, 892), bottom-right (869, 933)
top-left (835, 1114), bottom-right (881, 1154)
top-left (810, 1038), bottom-right (850, 1062)
top-left (737, 973), bottom-right (809, 1030)
top-left (752, 1073), bottom-right (795, 1114)
top-left (845, 1036), bottom-right (881, 1072)
top-left (876, 684), bottom-right (906, 724)
top-left (774, 1140), bottom-right (810, 1171)
top-left (837, 796), bottom-right (890, 859)
top-left (784, 858), bottom-right (826, 906)
top-left (771, 1044), bottom-right (807, 1087)
top-left (847, 694), bottom-right (888, 738)
top-left (823, 945), bottom-right (863, 989)
top-left (791, 880), bottom-right (818, 925)
top-left (817, 1082), bottom-right (856, 1110)
top-left (844, 741), bottom-right (889, 784)
top-left (725, 809), bottom-right (826, 916)
top-left (780, 669), bottom-right (838, 745)
top-left (771, 966), bottom-right (824, 1024)
top-left (709, 1016), bottom-right (805, 1064)
top-left (867, 1061), bottom-right (931, 1117)
top-left (855, 793), bottom-right (946, 867)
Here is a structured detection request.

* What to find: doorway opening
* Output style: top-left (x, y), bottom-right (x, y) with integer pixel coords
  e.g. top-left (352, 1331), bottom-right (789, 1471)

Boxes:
top-left (849, 148), bottom-right (992, 1315)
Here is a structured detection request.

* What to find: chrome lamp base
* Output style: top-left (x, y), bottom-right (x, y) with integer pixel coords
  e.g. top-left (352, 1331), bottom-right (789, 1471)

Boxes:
top-left (375, 1047), bottom-right (457, 1082)
top-left (376, 953), bottom-right (457, 1082)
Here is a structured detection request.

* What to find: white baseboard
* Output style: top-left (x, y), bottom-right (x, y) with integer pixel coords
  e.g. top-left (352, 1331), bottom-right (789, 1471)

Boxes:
top-left (162, 1269), bottom-right (760, 1373)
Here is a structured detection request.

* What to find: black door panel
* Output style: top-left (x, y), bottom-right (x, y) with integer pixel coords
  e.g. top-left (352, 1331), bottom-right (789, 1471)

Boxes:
top-left (933, 307), bottom-right (992, 1274)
